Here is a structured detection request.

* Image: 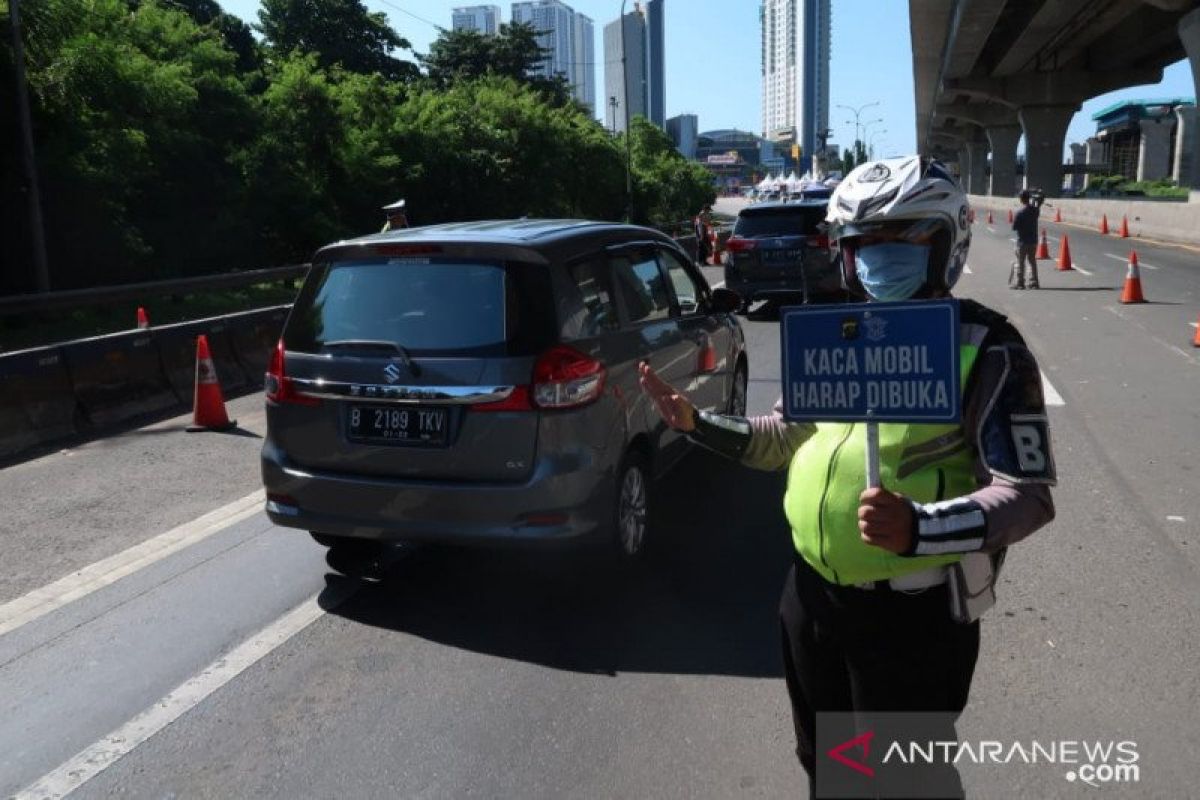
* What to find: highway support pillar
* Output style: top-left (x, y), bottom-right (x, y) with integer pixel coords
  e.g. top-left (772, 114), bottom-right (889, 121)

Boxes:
top-left (985, 125), bottom-right (1021, 198)
top-left (1179, 7), bottom-right (1200, 190)
top-left (1019, 105), bottom-right (1077, 197)
top-left (965, 140), bottom-right (989, 196)
top-left (1138, 118), bottom-right (1174, 182)
top-left (1172, 105), bottom-right (1197, 188)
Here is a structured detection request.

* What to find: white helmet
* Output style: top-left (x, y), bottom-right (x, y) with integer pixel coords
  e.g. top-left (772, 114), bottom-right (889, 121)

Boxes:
top-left (825, 156), bottom-right (971, 299)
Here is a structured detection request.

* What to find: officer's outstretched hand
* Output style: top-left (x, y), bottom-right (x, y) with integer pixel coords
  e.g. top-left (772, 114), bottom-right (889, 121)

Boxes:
top-left (639, 361), bottom-right (697, 432)
top-left (858, 486), bottom-right (914, 554)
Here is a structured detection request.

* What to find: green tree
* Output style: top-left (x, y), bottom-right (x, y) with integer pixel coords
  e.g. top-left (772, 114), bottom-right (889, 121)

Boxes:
top-left (257, 0), bottom-right (417, 81)
top-left (625, 116), bottom-right (715, 227)
top-left (420, 22), bottom-right (574, 107)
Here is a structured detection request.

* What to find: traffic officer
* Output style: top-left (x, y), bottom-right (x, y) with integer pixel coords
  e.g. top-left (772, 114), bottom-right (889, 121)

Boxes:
top-left (640, 156), bottom-right (1056, 797)
top-left (381, 198), bottom-right (409, 231)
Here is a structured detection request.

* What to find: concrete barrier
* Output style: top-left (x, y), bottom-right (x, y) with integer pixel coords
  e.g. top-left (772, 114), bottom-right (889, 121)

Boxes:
top-left (0, 346), bottom-right (78, 459)
top-left (226, 305), bottom-right (290, 387)
top-left (61, 331), bottom-right (179, 428)
top-left (969, 194), bottom-right (1200, 247)
top-left (154, 316), bottom-right (250, 404)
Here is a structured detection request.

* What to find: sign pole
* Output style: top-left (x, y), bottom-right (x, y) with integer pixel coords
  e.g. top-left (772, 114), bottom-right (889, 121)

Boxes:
top-left (865, 417), bottom-right (880, 489)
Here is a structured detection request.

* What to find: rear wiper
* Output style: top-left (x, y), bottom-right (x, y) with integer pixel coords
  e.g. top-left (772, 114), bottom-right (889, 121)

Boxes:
top-left (322, 339), bottom-right (422, 377)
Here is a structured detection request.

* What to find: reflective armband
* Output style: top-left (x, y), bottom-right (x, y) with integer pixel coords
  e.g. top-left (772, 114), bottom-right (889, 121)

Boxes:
top-left (687, 410), bottom-right (753, 461)
top-left (902, 497), bottom-right (987, 557)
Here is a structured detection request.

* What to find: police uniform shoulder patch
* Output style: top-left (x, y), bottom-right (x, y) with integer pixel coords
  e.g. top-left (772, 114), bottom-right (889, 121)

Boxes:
top-left (977, 343), bottom-right (1056, 485)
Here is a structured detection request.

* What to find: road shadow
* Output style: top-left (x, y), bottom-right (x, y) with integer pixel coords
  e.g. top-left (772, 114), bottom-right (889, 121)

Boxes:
top-left (327, 448), bottom-right (794, 679)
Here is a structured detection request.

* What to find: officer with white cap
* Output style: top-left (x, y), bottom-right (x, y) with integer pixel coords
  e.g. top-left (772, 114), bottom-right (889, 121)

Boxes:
top-left (381, 198), bottom-right (409, 232)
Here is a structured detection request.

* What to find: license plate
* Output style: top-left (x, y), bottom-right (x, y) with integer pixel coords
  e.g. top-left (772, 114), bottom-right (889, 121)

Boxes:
top-left (347, 405), bottom-right (448, 446)
top-left (764, 248), bottom-right (802, 262)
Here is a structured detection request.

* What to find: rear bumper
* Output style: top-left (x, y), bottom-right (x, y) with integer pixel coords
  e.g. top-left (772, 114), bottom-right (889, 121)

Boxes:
top-left (724, 270), bottom-right (842, 301)
top-left (260, 440), bottom-right (612, 547)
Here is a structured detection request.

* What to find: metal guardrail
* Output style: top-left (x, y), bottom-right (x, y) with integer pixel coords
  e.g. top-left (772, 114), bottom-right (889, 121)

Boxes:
top-left (0, 265), bottom-right (310, 317)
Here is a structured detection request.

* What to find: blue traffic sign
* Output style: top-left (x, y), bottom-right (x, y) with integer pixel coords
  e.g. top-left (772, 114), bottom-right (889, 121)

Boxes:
top-left (780, 300), bottom-right (961, 423)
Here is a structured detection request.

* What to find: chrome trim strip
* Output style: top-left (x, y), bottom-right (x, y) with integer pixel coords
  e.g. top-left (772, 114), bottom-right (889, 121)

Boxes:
top-left (289, 378), bottom-right (515, 405)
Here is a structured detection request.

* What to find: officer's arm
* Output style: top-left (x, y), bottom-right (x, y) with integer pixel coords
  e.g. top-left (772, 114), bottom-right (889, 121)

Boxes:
top-left (689, 397), bottom-right (816, 472)
top-left (902, 343), bottom-right (1057, 557)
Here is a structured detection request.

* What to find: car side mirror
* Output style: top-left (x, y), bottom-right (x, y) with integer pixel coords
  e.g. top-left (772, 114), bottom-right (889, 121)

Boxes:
top-left (710, 287), bottom-right (742, 314)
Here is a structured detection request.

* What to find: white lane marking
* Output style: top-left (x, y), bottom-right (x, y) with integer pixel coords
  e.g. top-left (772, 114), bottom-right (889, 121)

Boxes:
top-left (963, 263), bottom-right (973, 275)
top-left (1069, 263), bottom-right (1093, 276)
top-left (713, 281), bottom-right (725, 288)
top-left (1040, 372), bottom-right (1065, 406)
top-left (987, 227), bottom-right (996, 234)
top-left (1104, 253), bottom-right (1158, 270)
top-left (1190, 322), bottom-right (1198, 329)
top-left (1104, 306), bottom-right (1200, 366)
top-left (1167, 515), bottom-right (1186, 522)
top-left (0, 490), bottom-right (265, 638)
top-left (14, 592), bottom-right (332, 800)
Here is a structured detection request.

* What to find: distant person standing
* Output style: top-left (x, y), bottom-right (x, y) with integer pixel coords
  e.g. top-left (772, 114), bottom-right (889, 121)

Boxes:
top-left (381, 198), bottom-right (409, 232)
top-left (1009, 190), bottom-right (1040, 289)
top-left (694, 204), bottom-right (713, 265)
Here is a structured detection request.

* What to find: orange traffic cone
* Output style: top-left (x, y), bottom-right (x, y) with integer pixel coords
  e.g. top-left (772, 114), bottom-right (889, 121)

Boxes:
top-left (1056, 235), bottom-right (1074, 271)
top-left (1119, 216), bottom-right (1129, 238)
top-left (986, 211), bottom-right (994, 224)
top-left (187, 335), bottom-right (237, 432)
top-left (136, 307), bottom-right (150, 329)
top-left (1192, 314), bottom-right (1200, 347)
top-left (1099, 214), bottom-right (1109, 234)
top-left (1007, 209), bottom-right (1014, 224)
top-left (1054, 208), bottom-right (1062, 223)
top-left (1120, 251), bottom-right (1145, 304)
top-left (1035, 229), bottom-right (1050, 259)
top-left (710, 230), bottom-right (721, 265)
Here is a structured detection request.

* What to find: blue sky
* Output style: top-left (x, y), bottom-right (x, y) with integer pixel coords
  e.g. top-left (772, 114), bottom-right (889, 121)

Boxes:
top-left (215, 0), bottom-right (1195, 158)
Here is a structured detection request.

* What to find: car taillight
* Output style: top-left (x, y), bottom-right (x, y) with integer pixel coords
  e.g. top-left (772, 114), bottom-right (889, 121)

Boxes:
top-left (470, 385), bottom-right (534, 412)
top-left (470, 345), bottom-right (605, 412)
top-left (725, 236), bottom-right (757, 253)
top-left (264, 339), bottom-right (320, 406)
top-left (809, 234), bottom-right (830, 249)
top-left (533, 345), bottom-right (606, 409)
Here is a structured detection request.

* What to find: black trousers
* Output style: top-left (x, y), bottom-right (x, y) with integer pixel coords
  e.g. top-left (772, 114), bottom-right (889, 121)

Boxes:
top-left (779, 557), bottom-right (981, 798)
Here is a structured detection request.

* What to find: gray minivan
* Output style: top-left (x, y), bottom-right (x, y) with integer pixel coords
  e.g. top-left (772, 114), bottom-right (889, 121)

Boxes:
top-left (261, 220), bottom-right (747, 559)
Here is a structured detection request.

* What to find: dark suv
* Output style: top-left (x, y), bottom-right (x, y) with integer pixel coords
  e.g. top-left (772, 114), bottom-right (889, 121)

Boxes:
top-left (261, 220), bottom-right (747, 559)
top-left (724, 200), bottom-right (842, 307)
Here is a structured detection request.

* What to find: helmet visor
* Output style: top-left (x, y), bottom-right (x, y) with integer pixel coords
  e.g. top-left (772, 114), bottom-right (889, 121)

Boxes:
top-left (835, 217), bottom-right (947, 247)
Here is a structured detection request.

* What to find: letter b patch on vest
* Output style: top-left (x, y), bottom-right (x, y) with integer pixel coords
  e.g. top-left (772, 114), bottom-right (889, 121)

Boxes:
top-left (980, 345), bottom-right (1057, 484)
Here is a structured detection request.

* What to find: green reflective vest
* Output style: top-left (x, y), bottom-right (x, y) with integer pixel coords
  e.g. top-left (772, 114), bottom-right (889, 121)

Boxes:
top-left (783, 339), bottom-right (984, 586)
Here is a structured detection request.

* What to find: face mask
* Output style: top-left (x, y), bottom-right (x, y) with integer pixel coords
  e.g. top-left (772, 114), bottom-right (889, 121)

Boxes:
top-left (855, 243), bottom-right (930, 302)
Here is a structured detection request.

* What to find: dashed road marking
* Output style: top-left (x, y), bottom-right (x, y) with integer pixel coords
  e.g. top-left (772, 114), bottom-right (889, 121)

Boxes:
top-left (0, 490), bottom-right (265, 638)
top-left (1069, 263), bottom-right (1093, 276)
top-left (1104, 253), bottom-right (1158, 269)
top-left (12, 588), bottom-right (351, 800)
top-left (1040, 372), bottom-right (1065, 406)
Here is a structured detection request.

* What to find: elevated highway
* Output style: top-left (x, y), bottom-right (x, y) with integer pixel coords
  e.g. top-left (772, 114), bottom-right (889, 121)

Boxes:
top-left (911, 0), bottom-right (1200, 195)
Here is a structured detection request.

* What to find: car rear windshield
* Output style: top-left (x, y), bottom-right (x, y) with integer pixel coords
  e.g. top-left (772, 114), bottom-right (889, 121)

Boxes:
top-left (284, 258), bottom-right (554, 356)
top-left (734, 207), bottom-right (826, 237)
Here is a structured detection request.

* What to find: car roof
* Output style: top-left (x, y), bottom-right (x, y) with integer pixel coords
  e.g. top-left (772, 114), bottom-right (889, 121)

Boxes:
top-left (312, 219), bottom-right (679, 265)
top-left (740, 200), bottom-right (829, 214)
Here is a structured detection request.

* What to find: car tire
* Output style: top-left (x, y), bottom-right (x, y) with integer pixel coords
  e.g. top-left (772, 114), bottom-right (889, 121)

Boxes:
top-left (728, 361), bottom-right (748, 416)
top-left (612, 450), bottom-right (651, 559)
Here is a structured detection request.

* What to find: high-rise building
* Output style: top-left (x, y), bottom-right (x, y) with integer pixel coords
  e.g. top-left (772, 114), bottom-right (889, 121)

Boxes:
top-left (604, 7), bottom-right (648, 133)
top-left (572, 14), bottom-right (595, 112)
top-left (760, 0), bottom-right (831, 171)
top-left (511, 1), bottom-right (595, 113)
top-left (452, 5), bottom-right (502, 35)
top-left (646, 0), bottom-right (665, 128)
top-left (667, 114), bottom-right (698, 159)
top-left (603, 2), bottom-right (665, 132)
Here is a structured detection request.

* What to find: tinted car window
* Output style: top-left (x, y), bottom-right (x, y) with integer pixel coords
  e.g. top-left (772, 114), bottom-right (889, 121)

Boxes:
top-left (734, 207), bottom-right (827, 237)
top-left (658, 249), bottom-right (705, 315)
top-left (611, 252), bottom-right (672, 324)
top-left (285, 259), bottom-right (553, 356)
top-left (560, 258), bottom-right (619, 340)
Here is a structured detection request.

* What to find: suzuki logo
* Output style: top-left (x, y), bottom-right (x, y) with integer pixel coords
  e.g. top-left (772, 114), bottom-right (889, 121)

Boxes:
top-left (383, 363), bottom-right (402, 384)
top-left (827, 730), bottom-right (876, 778)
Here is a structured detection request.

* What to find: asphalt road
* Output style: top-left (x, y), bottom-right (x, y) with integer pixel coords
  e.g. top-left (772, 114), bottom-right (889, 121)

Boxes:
top-left (1, 217), bottom-right (1198, 798)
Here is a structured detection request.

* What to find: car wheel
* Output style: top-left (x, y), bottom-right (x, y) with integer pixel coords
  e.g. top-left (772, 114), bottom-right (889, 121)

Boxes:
top-left (728, 361), bottom-right (748, 416)
top-left (613, 450), bottom-right (650, 559)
